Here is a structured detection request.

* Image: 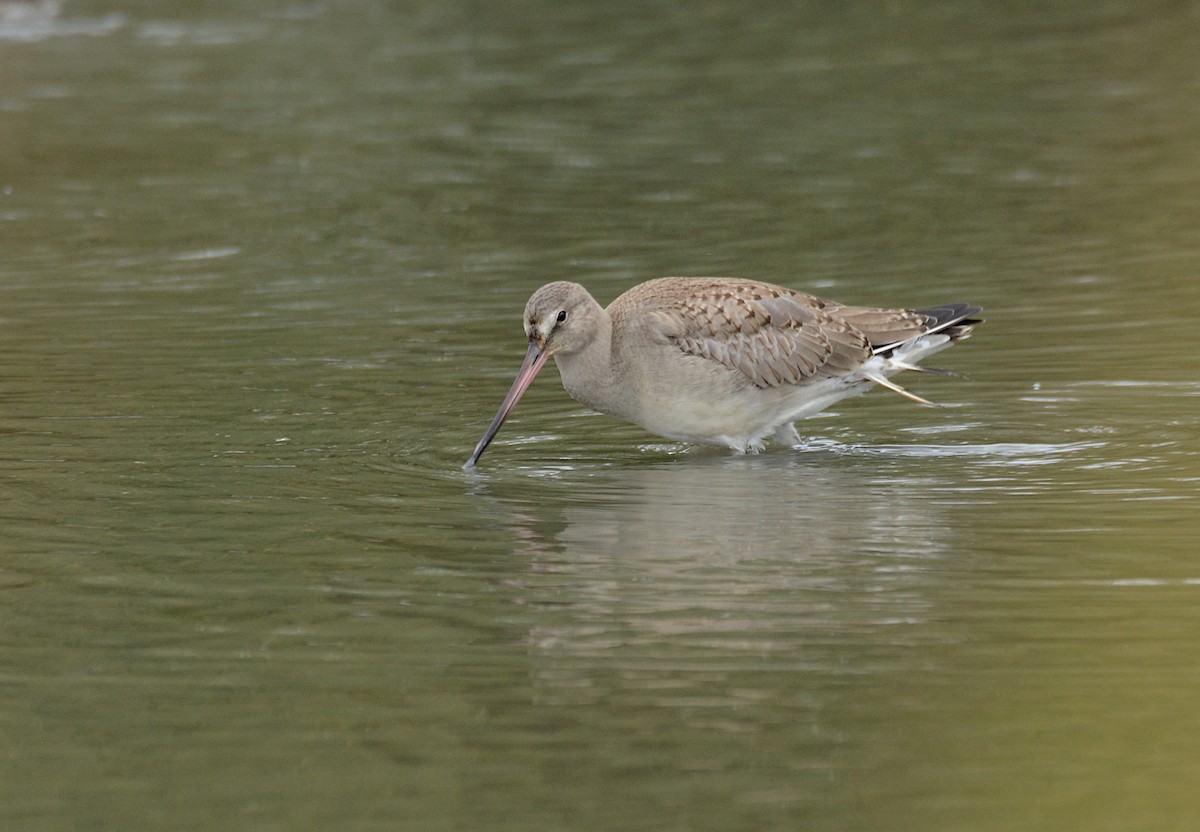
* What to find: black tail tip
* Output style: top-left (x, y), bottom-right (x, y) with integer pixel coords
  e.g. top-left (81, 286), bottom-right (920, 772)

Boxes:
top-left (917, 302), bottom-right (983, 329)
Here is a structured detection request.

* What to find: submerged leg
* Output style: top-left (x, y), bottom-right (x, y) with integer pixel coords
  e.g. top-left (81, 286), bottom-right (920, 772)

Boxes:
top-left (771, 423), bottom-right (802, 447)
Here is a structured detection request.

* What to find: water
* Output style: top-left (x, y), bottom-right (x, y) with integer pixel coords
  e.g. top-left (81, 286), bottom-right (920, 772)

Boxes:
top-left (2, 1), bottom-right (1199, 829)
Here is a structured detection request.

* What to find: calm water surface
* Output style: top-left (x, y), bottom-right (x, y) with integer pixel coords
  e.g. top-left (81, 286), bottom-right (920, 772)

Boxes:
top-left (2, 2), bottom-right (1199, 830)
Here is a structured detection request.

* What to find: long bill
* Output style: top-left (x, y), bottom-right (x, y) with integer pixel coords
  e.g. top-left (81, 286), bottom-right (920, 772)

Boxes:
top-left (463, 341), bottom-right (550, 469)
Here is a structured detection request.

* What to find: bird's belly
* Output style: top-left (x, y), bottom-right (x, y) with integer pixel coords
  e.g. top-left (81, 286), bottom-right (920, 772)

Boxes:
top-left (559, 347), bottom-right (875, 451)
top-left (629, 375), bottom-right (873, 450)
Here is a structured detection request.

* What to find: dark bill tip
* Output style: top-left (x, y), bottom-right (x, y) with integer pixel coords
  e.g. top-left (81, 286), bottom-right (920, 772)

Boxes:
top-left (463, 341), bottom-right (548, 469)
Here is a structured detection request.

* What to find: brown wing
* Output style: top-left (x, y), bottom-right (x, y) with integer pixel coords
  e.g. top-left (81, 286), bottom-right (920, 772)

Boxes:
top-left (643, 278), bottom-right (874, 389)
top-left (819, 303), bottom-right (937, 350)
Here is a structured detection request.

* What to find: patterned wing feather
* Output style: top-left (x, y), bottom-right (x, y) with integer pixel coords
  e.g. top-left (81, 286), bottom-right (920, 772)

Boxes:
top-left (649, 279), bottom-right (874, 389)
top-left (819, 304), bottom-right (935, 348)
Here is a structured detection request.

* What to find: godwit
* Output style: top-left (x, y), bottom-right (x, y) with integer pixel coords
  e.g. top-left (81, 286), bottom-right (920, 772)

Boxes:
top-left (464, 278), bottom-right (981, 468)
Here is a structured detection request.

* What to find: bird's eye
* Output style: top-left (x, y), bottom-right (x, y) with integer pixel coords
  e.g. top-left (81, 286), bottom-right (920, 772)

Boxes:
top-left (556, 310), bottom-right (568, 324)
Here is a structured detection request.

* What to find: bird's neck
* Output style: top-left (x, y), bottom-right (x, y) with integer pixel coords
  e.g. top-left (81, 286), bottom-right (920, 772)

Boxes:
top-left (554, 312), bottom-right (618, 415)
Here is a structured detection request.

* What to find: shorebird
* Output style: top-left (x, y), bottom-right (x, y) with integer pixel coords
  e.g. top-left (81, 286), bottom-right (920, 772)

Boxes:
top-left (464, 278), bottom-right (981, 468)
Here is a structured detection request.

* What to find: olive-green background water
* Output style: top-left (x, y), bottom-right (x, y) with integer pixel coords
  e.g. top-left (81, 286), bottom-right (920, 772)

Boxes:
top-left (2, 2), bottom-right (1198, 830)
